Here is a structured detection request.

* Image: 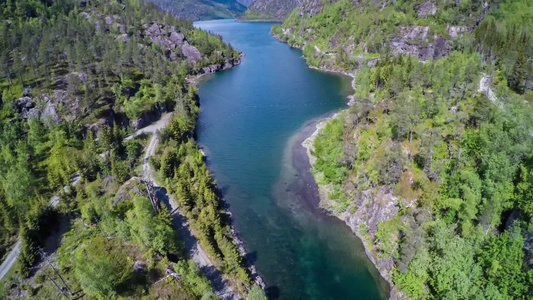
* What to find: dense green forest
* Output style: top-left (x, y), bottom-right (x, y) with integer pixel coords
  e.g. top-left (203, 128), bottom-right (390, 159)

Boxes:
top-left (277, 0), bottom-right (533, 299)
top-left (152, 115), bottom-right (252, 286)
top-left (0, 0), bottom-right (265, 298)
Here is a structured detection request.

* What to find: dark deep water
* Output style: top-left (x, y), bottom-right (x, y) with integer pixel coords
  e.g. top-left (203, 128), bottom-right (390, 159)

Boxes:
top-left (194, 19), bottom-right (389, 300)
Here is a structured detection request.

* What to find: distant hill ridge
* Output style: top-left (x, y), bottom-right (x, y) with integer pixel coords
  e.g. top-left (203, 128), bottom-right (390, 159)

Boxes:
top-left (240, 0), bottom-right (331, 22)
top-left (147, 0), bottom-right (248, 21)
top-left (240, 0), bottom-right (302, 21)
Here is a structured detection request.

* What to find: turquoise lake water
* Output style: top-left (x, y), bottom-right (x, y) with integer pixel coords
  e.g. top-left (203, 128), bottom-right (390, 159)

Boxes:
top-left (195, 19), bottom-right (388, 300)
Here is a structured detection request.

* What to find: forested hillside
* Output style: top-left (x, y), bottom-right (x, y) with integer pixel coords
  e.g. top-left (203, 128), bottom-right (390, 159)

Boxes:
top-left (0, 0), bottom-right (265, 298)
top-left (240, 0), bottom-right (301, 21)
top-left (276, 0), bottom-right (533, 299)
top-left (146, 0), bottom-right (247, 21)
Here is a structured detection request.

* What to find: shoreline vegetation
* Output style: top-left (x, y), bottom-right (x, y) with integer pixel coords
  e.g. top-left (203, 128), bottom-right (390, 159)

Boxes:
top-left (301, 114), bottom-right (400, 299)
top-left (187, 58), bottom-right (267, 292)
top-left (273, 1), bottom-right (533, 299)
top-left (300, 113), bottom-right (398, 298)
top-left (272, 31), bottom-right (399, 299)
top-left (298, 47), bottom-right (404, 297)
top-left (187, 53), bottom-right (246, 85)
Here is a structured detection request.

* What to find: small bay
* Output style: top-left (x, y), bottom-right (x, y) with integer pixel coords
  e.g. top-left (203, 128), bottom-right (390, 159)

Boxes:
top-left (195, 19), bottom-right (389, 300)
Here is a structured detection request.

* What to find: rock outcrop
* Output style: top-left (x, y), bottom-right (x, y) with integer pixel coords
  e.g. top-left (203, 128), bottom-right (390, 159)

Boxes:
top-left (131, 102), bottom-right (168, 130)
top-left (447, 25), bottom-right (468, 38)
top-left (241, 0), bottom-right (339, 21)
top-left (14, 90), bottom-right (74, 125)
top-left (297, 0), bottom-right (338, 17)
top-left (342, 189), bottom-right (404, 299)
top-left (416, 1), bottom-right (437, 18)
top-left (83, 11), bottom-right (203, 65)
top-left (113, 177), bottom-right (145, 206)
top-left (15, 96), bottom-right (39, 119)
top-left (389, 26), bottom-right (452, 61)
top-left (143, 22), bottom-right (202, 65)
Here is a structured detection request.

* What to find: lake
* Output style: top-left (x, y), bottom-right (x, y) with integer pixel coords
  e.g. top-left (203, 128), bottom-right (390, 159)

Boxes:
top-left (195, 19), bottom-right (389, 300)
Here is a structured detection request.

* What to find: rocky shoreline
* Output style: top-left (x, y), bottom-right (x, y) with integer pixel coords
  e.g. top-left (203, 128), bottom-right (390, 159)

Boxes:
top-left (272, 33), bottom-right (357, 103)
top-left (301, 114), bottom-right (403, 300)
top-left (191, 56), bottom-right (267, 293)
top-left (273, 32), bottom-right (403, 300)
top-left (187, 53), bottom-right (244, 84)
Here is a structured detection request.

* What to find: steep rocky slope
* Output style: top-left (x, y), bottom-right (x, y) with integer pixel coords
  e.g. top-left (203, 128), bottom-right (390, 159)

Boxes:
top-left (12, 20), bottom-right (240, 132)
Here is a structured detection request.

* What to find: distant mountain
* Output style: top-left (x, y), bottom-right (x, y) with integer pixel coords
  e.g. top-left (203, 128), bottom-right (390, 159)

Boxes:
top-left (147, 0), bottom-right (247, 21)
top-left (240, 0), bottom-right (303, 21)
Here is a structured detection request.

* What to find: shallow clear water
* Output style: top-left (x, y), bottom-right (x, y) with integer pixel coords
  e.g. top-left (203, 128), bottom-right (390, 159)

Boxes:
top-left (195, 19), bottom-right (389, 300)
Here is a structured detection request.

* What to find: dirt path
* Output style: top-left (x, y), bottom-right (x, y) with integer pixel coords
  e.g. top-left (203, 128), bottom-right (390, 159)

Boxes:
top-left (0, 241), bottom-right (21, 280)
top-left (0, 113), bottom-right (170, 282)
top-left (140, 117), bottom-right (237, 300)
top-left (0, 175), bottom-right (80, 281)
top-left (125, 113), bottom-right (173, 141)
top-left (1, 112), bottom-right (239, 299)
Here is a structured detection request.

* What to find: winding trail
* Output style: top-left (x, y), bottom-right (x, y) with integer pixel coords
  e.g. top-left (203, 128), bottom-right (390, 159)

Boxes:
top-left (0, 176), bottom-right (80, 281)
top-left (139, 113), bottom-right (237, 300)
top-left (125, 113), bottom-right (173, 141)
top-left (0, 241), bottom-right (21, 280)
top-left (1, 113), bottom-right (237, 300)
